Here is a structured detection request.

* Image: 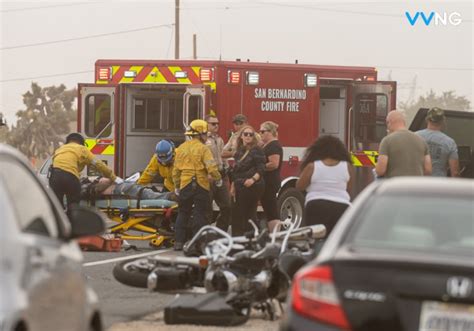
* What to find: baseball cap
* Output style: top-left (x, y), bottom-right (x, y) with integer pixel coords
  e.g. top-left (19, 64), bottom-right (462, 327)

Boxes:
top-left (426, 107), bottom-right (445, 123)
top-left (232, 114), bottom-right (247, 124)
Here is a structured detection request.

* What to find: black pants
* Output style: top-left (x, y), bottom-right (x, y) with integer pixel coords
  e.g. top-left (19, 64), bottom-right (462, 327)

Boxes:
top-left (175, 184), bottom-right (210, 244)
top-left (49, 168), bottom-right (81, 209)
top-left (232, 182), bottom-right (264, 236)
top-left (209, 179), bottom-right (232, 231)
top-left (303, 199), bottom-right (349, 236)
top-left (261, 183), bottom-right (280, 221)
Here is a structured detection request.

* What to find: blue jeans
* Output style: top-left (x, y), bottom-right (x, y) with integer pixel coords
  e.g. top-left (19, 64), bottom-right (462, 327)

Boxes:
top-left (175, 183), bottom-right (210, 244)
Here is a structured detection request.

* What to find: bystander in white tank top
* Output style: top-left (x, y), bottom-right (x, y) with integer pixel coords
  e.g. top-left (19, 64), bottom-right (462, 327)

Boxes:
top-left (305, 160), bottom-right (350, 205)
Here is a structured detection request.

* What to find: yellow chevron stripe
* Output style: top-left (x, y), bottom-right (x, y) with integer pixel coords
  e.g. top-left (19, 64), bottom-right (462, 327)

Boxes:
top-left (103, 145), bottom-right (115, 155)
top-left (192, 66), bottom-right (201, 79)
top-left (85, 139), bottom-right (96, 150)
top-left (168, 66), bottom-right (191, 84)
top-left (120, 66), bottom-right (143, 83)
top-left (351, 153), bottom-right (363, 167)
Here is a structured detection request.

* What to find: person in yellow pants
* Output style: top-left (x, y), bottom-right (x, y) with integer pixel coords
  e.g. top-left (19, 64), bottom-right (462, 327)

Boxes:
top-left (49, 132), bottom-right (119, 209)
top-left (172, 120), bottom-right (222, 250)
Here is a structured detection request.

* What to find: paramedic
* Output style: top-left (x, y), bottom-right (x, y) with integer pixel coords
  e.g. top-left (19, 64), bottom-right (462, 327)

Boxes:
top-left (172, 120), bottom-right (222, 250)
top-left (138, 139), bottom-right (176, 192)
top-left (49, 132), bottom-right (120, 209)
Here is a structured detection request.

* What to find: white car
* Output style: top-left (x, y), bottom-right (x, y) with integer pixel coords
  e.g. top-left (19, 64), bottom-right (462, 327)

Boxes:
top-left (0, 144), bottom-right (106, 331)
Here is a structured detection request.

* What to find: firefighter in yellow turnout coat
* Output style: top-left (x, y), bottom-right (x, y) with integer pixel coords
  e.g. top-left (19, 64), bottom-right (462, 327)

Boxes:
top-left (172, 120), bottom-right (222, 250)
top-left (138, 140), bottom-right (175, 192)
top-left (49, 132), bottom-right (118, 209)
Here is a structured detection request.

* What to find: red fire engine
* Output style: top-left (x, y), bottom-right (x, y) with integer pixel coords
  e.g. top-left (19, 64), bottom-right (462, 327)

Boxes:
top-left (78, 59), bottom-right (396, 226)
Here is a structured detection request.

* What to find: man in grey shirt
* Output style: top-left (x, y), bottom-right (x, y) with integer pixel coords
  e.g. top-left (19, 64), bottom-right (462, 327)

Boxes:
top-left (417, 107), bottom-right (459, 177)
top-left (376, 110), bottom-right (432, 178)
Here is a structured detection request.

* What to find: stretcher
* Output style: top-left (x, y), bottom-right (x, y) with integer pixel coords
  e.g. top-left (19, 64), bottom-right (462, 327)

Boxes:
top-left (81, 195), bottom-right (178, 248)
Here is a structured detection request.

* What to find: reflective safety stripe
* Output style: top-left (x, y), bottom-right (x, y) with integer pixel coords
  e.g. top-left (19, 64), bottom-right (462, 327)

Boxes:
top-left (96, 65), bottom-right (217, 91)
top-left (85, 138), bottom-right (115, 155)
top-left (351, 150), bottom-right (378, 167)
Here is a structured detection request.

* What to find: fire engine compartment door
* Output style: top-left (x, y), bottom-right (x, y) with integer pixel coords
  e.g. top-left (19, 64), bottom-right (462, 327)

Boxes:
top-left (79, 85), bottom-right (116, 175)
top-left (183, 85), bottom-right (206, 128)
top-left (350, 81), bottom-right (396, 152)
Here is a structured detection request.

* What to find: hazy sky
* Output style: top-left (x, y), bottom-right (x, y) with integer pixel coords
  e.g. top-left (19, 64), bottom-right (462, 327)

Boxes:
top-left (1, 0), bottom-right (473, 125)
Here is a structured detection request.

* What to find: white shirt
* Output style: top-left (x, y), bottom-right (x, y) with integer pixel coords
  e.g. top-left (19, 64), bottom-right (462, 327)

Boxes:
top-left (305, 160), bottom-right (350, 205)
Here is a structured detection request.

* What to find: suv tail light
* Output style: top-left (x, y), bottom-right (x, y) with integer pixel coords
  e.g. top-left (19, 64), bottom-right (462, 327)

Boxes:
top-left (292, 265), bottom-right (351, 330)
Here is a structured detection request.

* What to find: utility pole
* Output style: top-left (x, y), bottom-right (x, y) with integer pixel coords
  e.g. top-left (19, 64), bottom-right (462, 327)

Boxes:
top-left (193, 34), bottom-right (197, 59)
top-left (175, 0), bottom-right (180, 59)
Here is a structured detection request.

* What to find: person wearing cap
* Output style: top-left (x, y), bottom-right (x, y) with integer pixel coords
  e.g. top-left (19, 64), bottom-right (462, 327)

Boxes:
top-left (375, 110), bottom-right (432, 178)
top-left (172, 119), bottom-right (222, 250)
top-left (222, 114), bottom-right (248, 159)
top-left (138, 139), bottom-right (176, 192)
top-left (416, 107), bottom-right (459, 177)
top-left (49, 132), bottom-right (119, 209)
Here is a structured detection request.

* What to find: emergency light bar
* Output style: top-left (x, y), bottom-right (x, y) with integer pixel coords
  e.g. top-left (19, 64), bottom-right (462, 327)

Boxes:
top-left (98, 67), bottom-right (112, 80)
top-left (200, 68), bottom-right (214, 81)
top-left (174, 71), bottom-right (188, 78)
top-left (124, 71), bottom-right (137, 78)
top-left (246, 71), bottom-right (259, 85)
top-left (304, 73), bottom-right (317, 87)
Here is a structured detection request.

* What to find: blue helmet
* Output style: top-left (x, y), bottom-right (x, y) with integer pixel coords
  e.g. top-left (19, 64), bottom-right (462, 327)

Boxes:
top-left (155, 140), bottom-right (175, 165)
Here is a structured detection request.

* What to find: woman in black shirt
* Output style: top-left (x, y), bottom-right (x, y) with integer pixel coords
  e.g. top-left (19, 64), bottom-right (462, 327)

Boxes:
top-left (259, 121), bottom-right (283, 231)
top-left (230, 125), bottom-right (266, 236)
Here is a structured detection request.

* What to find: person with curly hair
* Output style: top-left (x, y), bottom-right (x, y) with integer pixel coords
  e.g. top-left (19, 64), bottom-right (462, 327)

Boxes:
top-left (296, 135), bottom-right (353, 235)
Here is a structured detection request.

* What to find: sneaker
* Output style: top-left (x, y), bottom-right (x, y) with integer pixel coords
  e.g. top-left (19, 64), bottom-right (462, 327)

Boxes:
top-left (174, 242), bottom-right (184, 251)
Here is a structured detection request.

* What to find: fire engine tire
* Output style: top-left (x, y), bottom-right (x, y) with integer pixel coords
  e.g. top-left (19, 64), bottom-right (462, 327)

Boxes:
top-left (113, 260), bottom-right (150, 288)
top-left (277, 187), bottom-right (305, 229)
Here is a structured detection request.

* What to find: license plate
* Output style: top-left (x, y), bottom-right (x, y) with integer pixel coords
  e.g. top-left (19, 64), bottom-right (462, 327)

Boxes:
top-left (419, 301), bottom-right (474, 331)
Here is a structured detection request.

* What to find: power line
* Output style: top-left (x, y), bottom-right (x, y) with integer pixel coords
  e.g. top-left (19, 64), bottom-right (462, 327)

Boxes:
top-left (0, 24), bottom-right (173, 51)
top-left (0, 71), bottom-right (94, 83)
top-left (0, 3), bottom-right (101, 13)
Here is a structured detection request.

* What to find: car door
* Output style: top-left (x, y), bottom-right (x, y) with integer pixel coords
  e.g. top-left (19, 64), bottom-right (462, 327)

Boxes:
top-left (0, 155), bottom-right (88, 330)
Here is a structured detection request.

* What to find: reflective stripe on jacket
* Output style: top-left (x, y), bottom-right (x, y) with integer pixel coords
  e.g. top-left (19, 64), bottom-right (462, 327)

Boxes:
top-left (173, 138), bottom-right (221, 191)
top-left (137, 154), bottom-right (175, 192)
top-left (52, 142), bottom-right (116, 180)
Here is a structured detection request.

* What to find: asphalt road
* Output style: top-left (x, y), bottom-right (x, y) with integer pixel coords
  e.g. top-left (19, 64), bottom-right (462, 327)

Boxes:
top-left (81, 240), bottom-right (282, 330)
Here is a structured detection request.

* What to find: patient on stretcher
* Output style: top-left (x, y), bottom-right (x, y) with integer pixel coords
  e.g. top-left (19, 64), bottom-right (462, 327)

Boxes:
top-left (88, 177), bottom-right (178, 201)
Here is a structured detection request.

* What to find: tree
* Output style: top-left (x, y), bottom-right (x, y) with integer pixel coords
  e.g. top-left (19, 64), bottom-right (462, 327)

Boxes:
top-left (399, 90), bottom-right (471, 125)
top-left (6, 83), bottom-right (77, 160)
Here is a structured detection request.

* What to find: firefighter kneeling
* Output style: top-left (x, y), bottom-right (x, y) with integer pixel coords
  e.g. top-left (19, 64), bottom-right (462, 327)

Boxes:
top-left (172, 120), bottom-right (222, 251)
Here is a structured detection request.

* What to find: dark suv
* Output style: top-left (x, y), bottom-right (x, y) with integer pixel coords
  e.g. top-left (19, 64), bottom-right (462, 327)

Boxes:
top-left (409, 108), bottom-right (474, 178)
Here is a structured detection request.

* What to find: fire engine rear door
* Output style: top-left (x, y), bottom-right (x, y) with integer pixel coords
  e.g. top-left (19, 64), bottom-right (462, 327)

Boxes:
top-left (350, 81), bottom-right (396, 194)
top-left (79, 84), bottom-right (117, 175)
top-left (183, 85), bottom-right (206, 127)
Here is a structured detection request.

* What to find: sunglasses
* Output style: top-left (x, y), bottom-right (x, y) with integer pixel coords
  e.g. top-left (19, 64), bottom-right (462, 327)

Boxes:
top-left (233, 121), bottom-right (244, 125)
top-left (242, 132), bottom-right (254, 137)
top-left (259, 129), bottom-right (269, 134)
top-left (208, 122), bottom-right (219, 126)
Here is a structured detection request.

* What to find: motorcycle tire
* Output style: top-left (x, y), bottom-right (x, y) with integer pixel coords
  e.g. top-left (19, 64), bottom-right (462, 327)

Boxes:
top-left (113, 260), bottom-right (150, 288)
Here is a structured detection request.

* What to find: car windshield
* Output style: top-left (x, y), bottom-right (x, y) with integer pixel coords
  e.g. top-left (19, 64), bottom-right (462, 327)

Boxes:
top-left (348, 194), bottom-right (474, 258)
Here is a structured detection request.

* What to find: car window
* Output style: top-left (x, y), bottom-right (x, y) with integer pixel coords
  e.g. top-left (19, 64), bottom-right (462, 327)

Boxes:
top-left (0, 157), bottom-right (59, 237)
top-left (348, 194), bottom-right (474, 258)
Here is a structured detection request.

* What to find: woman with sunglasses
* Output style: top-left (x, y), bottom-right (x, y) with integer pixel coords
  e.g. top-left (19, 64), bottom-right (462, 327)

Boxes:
top-left (259, 121), bottom-right (283, 232)
top-left (230, 125), bottom-right (266, 236)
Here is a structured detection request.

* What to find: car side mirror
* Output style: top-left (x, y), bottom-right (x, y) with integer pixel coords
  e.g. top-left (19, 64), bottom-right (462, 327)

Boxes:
top-left (67, 205), bottom-right (106, 239)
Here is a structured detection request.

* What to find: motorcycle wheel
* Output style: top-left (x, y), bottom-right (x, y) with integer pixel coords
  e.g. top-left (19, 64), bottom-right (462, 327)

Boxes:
top-left (113, 260), bottom-right (150, 288)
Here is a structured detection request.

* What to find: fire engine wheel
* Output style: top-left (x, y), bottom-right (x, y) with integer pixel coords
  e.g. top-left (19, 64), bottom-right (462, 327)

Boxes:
top-left (277, 187), bottom-right (304, 229)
